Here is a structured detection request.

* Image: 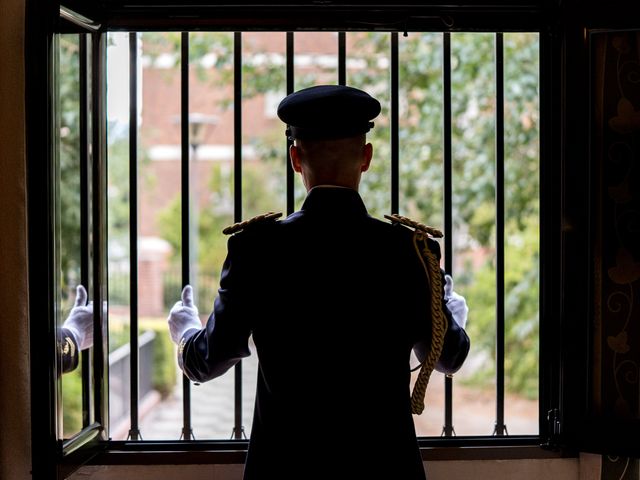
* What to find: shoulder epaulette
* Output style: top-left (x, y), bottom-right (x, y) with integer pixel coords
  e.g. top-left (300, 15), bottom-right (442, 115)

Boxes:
top-left (384, 213), bottom-right (443, 238)
top-left (222, 212), bottom-right (283, 235)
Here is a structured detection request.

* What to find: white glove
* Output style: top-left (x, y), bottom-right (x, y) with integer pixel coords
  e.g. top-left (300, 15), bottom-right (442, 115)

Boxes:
top-left (444, 274), bottom-right (468, 329)
top-left (168, 285), bottom-right (202, 345)
top-left (62, 285), bottom-right (94, 350)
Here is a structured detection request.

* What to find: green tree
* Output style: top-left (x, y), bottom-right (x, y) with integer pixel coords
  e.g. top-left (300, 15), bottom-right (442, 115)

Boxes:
top-left (151, 31), bottom-right (541, 398)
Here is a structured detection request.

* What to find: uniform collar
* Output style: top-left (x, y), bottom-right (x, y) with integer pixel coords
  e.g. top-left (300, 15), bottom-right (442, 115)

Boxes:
top-left (301, 186), bottom-right (368, 217)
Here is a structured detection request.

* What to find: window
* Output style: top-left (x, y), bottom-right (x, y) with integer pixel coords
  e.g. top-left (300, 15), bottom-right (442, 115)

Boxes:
top-left (30, 3), bottom-right (560, 477)
top-left (98, 29), bottom-right (541, 441)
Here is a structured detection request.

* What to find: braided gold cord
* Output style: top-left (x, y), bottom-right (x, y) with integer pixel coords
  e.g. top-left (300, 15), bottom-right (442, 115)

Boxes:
top-left (410, 232), bottom-right (448, 415)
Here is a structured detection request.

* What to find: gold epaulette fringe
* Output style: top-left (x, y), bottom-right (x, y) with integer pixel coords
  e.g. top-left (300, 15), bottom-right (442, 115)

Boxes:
top-left (384, 214), bottom-right (443, 238)
top-left (222, 212), bottom-right (282, 235)
top-left (385, 213), bottom-right (447, 415)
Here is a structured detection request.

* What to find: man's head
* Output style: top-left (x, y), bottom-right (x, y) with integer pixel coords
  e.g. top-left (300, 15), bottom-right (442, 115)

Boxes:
top-left (277, 85), bottom-right (381, 191)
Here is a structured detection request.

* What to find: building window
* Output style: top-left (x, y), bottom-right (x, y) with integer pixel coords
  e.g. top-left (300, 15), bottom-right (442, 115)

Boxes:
top-left (54, 25), bottom-right (540, 444)
top-left (27, 7), bottom-right (557, 472)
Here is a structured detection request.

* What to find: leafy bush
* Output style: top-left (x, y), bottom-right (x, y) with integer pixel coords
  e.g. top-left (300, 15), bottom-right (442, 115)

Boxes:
top-left (62, 367), bottom-right (83, 436)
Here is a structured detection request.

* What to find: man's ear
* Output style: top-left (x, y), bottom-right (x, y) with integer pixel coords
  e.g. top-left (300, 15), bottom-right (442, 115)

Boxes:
top-left (290, 144), bottom-right (302, 173)
top-left (361, 142), bottom-right (373, 172)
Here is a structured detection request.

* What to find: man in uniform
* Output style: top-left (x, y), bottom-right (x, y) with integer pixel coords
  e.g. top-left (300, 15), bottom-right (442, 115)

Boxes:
top-left (168, 85), bottom-right (470, 479)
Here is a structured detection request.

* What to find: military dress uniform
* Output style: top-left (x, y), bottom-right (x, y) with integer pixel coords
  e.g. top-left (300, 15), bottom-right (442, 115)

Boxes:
top-left (57, 328), bottom-right (80, 374)
top-left (179, 187), bottom-right (469, 480)
top-left (176, 85), bottom-right (470, 480)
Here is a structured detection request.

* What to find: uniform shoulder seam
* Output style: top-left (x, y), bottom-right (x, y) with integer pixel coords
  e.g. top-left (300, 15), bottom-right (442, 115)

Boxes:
top-left (222, 212), bottom-right (283, 235)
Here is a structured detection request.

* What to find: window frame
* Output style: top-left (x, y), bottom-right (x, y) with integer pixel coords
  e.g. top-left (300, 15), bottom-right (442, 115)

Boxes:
top-left (27, 2), bottom-right (570, 478)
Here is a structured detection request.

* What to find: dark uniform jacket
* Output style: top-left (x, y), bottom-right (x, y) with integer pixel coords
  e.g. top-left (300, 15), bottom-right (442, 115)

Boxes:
top-left (57, 328), bottom-right (80, 375)
top-left (180, 186), bottom-right (470, 480)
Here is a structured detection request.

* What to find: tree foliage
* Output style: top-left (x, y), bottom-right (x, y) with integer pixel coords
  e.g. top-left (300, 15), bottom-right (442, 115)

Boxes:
top-left (151, 31), bottom-right (541, 398)
top-left (59, 31), bottom-right (541, 401)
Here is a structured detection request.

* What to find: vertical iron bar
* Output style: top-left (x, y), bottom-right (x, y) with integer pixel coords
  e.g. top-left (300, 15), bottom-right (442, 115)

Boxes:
top-left (128, 32), bottom-right (141, 441)
top-left (234, 33), bottom-right (242, 224)
top-left (232, 31), bottom-right (245, 440)
top-left (390, 32), bottom-right (399, 214)
top-left (91, 30), bottom-right (109, 438)
top-left (180, 31), bottom-right (194, 441)
top-left (538, 30), bottom-right (554, 442)
top-left (79, 33), bottom-right (93, 428)
top-left (338, 32), bottom-right (346, 86)
top-left (494, 32), bottom-right (507, 437)
top-left (286, 32), bottom-right (295, 215)
top-left (53, 33), bottom-right (64, 440)
top-left (442, 32), bottom-right (455, 437)
top-left (442, 32), bottom-right (455, 436)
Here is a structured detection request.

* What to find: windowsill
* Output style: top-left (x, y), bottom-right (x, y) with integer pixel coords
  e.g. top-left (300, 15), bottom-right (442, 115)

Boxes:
top-left (83, 438), bottom-right (576, 466)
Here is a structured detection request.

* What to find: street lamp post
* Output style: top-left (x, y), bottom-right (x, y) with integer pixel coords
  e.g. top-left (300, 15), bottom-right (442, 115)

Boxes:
top-left (176, 112), bottom-right (217, 302)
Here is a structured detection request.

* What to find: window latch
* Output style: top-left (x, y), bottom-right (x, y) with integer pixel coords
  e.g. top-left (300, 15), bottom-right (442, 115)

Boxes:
top-left (542, 408), bottom-right (562, 449)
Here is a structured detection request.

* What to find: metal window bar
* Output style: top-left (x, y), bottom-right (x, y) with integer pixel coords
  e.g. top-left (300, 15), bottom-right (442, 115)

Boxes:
top-left (59, 5), bottom-right (101, 32)
top-left (53, 33), bottom-right (64, 440)
top-left (91, 30), bottom-right (109, 437)
top-left (286, 32), bottom-right (295, 216)
top-left (442, 32), bottom-right (455, 437)
top-left (180, 31), bottom-right (195, 441)
top-left (493, 32), bottom-right (508, 436)
top-left (338, 32), bottom-right (346, 86)
top-left (79, 32), bottom-right (94, 429)
top-left (390, 32), bottom-right (399, 215)
top-left (128, 31), bottom-right (142, 441)
top-left (232, 31), bottom-right (246, 440)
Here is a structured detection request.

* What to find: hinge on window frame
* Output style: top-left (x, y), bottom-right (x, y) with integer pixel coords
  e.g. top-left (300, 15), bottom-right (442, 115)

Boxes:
top-left (542, 408), bottom-right (562, 449)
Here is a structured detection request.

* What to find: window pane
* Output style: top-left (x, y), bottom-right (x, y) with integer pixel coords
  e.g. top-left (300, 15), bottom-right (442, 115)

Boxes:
top-left (242, 32), bottom-right (287, 220)
top-left (292, 32), bottom-right (340, 209)
top-left (186, 31), bottom-right (237, 439)
top-left (347, 32), bottom-right (392, 220)
top-left (240, 31), bottom-right (289, 437)
top-left (101, 28), bottom-right (540, 442)
top-left (398, 33), bottom-right (444, 227)
top-left (394, 32), bottom-right (447, 436)
top-left (448, 32), bottom-right (499, 436)
top-left (503, 32), bottom-right (539, 435)
top-left (133, 31), bottom-right (185, 440)
top-left (57, 33), bottom-right (85, 439)
top-left (106, 31), bottom-right (133, 440)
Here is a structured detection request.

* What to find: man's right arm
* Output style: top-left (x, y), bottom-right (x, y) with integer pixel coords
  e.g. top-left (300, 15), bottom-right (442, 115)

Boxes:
top-left (169, 235), bottom-right (252, 383)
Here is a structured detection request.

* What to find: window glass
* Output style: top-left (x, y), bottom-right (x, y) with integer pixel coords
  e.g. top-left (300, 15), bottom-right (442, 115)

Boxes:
top-left (292, 32), bottom-right (340, 209)
top-left (347, 32), bottom-right (392, 220)
top-left (448, 32), bottom-right (499, 436)
top-left (503, 32), bottom-right (539, 435)
top-left (185, 31), bottom-right (238, 438)
top-left (107, 31), bottom-right (133, 440)
top-left (57, 33), bottom-right (85, 438)
top-left (100, 29), bottom-right (540, 441)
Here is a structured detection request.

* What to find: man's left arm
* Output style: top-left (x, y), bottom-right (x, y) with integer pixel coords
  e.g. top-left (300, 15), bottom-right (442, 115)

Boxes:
top-left (435, 274), bottom-right (470, 375)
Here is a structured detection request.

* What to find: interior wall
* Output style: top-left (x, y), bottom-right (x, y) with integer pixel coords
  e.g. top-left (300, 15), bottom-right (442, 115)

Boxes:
top-left (0, 0), bottom-right (31, 478)
top-left (71, 458), bottom-right (583, 480)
